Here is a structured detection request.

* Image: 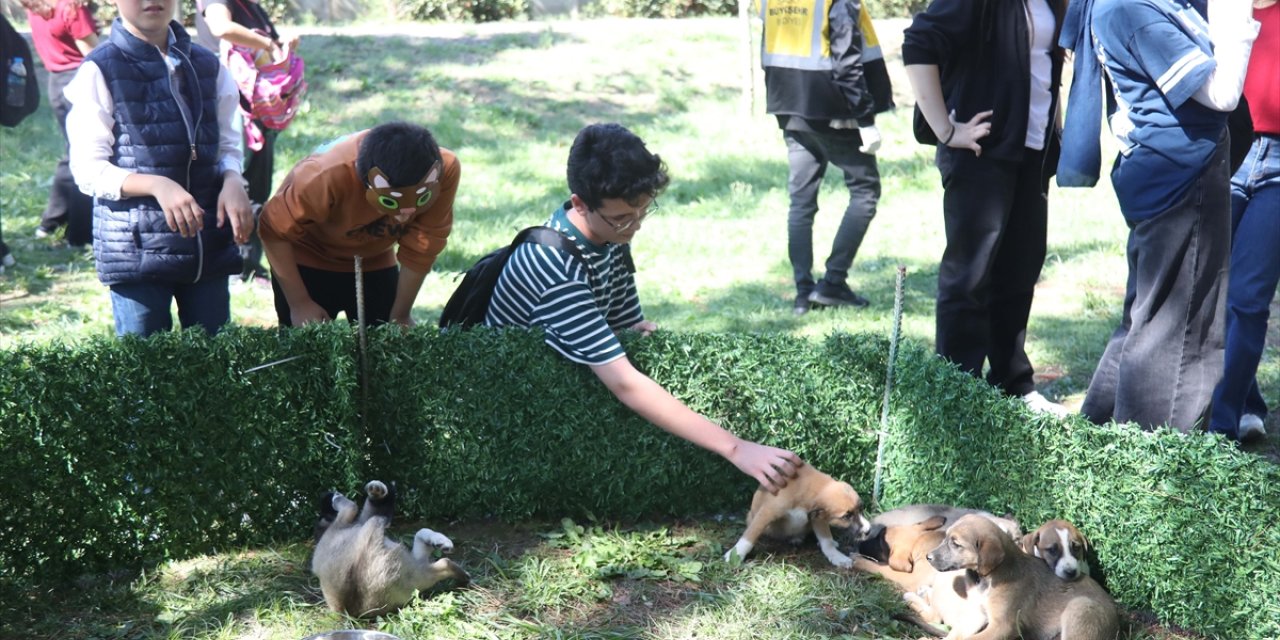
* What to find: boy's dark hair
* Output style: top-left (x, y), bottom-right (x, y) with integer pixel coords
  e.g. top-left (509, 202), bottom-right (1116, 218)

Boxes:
top-left (567, 123), bottom-right (669, 211)
top-left (357, 122), bottom-right (442, 186)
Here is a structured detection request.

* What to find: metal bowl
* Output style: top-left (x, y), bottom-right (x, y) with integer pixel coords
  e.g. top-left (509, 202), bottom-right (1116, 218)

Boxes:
top-left (301, 632), bottom-right (402, 640)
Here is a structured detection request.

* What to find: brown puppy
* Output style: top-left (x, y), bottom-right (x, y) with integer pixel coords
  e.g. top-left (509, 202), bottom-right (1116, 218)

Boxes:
top-left (1019, 519), bottom-right (1090, 581)
top-left (724, 464), bottom-right (870, 568)
top-left (927, 514), bottom-right (1119, 640)
top-left (312, 480), bottom-right (470, 617)
top-left (850, 517), bottom-right (987, 639)
top-left (856, 504), bottom-right (1023, 564)
top-left (851, 515), bottom-right (948, 592)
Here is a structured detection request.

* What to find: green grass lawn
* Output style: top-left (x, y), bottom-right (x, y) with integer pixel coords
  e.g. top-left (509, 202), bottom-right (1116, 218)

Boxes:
top-left (0, 16), bottom-right (1271, 639)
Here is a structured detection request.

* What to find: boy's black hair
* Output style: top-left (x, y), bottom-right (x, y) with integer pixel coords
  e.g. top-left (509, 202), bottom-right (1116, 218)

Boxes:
top-left (356, 121), bottom-right (442, 186)
top-left (567, 123), bottom-right (669, 211)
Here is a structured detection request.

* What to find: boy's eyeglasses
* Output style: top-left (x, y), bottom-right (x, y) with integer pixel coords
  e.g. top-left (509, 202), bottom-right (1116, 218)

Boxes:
top-left (592, 198), bottom-right (660, 233)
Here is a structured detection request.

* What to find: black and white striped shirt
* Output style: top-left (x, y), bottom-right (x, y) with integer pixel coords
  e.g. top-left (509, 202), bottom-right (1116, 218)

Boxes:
top-left (484, 205), bottom-right (644, 365)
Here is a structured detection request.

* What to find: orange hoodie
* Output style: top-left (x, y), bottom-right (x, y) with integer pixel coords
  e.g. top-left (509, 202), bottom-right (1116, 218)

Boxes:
top-left (259, 130), bottom-right (458, 273)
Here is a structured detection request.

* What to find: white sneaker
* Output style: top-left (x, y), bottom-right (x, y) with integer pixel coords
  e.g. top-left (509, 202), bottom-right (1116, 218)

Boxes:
top-left (34, 227), bottom-right (52, 239)
top-left (1021, 391), bottom-right (1072, 418)
top-left (1239, 414), bottom-right (1266, 442)
top-left (1, 253), bottom-right (13, 267)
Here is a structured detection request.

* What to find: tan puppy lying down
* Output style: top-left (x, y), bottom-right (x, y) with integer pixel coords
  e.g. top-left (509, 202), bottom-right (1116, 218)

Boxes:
top-left (925, 514), bottom-right (1119, 640)
top-left (725, 464), bottom-right (870, 568)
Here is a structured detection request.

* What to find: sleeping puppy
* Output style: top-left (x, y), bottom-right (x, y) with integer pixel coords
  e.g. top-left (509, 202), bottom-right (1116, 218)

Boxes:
top-left (1019, 519), bottom-right (1090, 581)
top-left (926, 514), bottom-right (1118, 640)
top-left (851, 515), bottom-right (948, 592)
top-left (312, 480), bottom-right (470, 617)
top-left (724, 464), bottom-right (870, 568)
top-left (849, 516), bottom-right (987, 639)
top-left (856, 504), bottom-right (1022, 564)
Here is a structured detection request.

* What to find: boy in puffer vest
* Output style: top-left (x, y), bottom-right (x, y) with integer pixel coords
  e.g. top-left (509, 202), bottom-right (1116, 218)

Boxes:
top-left (66, 0), bottom-right (253, 337)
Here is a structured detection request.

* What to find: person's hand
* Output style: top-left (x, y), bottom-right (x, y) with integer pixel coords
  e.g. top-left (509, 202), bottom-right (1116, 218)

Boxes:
top-left (391, 313), bottom-right (415, 329)
top-left (152, 177), bottom-right (205, 238)
top-left (290, 299), bottom-right (331, 326)
top-left (218, 178), bottom-right (254, 245)
top-left (630, 320), bottom-right (658, 336)
top-left (858, 124), bottom-right (882, 154)
top-left (944, 109), bottom-right (994, 157)
top-left (728, 439), bottom-right (803, 495)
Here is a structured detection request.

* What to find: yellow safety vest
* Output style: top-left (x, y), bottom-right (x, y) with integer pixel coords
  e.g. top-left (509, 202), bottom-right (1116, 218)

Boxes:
top-left (760, 0), bottom-right (883, 71)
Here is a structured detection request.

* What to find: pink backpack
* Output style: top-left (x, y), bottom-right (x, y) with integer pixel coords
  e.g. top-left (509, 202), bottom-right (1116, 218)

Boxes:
top-left (223, 36), bottom-right (306, 133)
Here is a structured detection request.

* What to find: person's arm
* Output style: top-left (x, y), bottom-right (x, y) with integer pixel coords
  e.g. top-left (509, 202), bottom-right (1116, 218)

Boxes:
top-left (389, 266), bottom-right (426, 326)
top-left (212, 64), bottom-right (253, 243)
top-left (74, 32), bottom-right (97, 55)
top-left (590, 357), bottom-right (803, 494)
top-left (261, 236), bottom-right (330, 324)
top-left (828, 0), bottom-right (881, 152)
top-left (904, 64), bottom-right (992, 155)
top-left (1191, 0), bottom-right (1259, 111)
top-left (68, 2), bottom-right (98, 55)
top-left (203, 2), bottom-right (280, 56)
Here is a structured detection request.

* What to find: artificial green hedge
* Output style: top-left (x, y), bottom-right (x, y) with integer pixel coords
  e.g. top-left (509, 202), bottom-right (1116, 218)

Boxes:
top-left (1, 326), bottom-right (1277, 637)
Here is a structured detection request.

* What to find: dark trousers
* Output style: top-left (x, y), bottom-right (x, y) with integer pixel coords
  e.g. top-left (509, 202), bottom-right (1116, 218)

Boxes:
top-left (240, 125), bottom-right (278, 279)
top-left (1082, 137), bottom-right (1231, 432)
top-left (783, 129), bottom-right (880, 293)
top-left (271, 264), bottom-right (399, 327)
top-left (1209, 134), bottom-right (1280, 436)
top-left (934, 145), bottom-right (1049, 397)
top-left (39, 69), bottom-right (93, 246)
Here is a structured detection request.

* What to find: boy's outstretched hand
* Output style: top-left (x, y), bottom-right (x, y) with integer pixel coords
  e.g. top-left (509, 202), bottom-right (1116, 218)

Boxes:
top-left (218, 175), bottom-right (255, 245)
top-left (729, 439), bottom-right (803, 495)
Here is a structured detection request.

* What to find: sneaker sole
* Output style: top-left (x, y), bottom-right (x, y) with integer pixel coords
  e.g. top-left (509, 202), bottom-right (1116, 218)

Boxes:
top-left (809, 293), bottom-right (869, 308)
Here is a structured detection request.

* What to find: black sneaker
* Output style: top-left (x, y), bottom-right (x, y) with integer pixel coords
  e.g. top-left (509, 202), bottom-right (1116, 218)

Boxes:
top-left (793, 293), bottom-right (812, 316)
top-left (809, 280), bottom-right (869, 308)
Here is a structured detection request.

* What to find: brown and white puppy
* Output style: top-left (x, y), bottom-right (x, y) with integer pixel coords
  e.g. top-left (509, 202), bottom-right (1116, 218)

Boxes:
top-left (856, 504), bottom-right (1022, 564)
top-left (724, 464), bottom-right (870, 568)
top-left (1019, 519), bottom-right (1090, 581)
top-left (926, 514), bottom-right (1118, 640)
top-left (312, 480), bottom-right (470, 617)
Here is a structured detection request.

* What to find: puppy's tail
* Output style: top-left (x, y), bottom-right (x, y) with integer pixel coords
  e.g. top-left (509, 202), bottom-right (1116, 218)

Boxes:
top-left (891, 611), bottom-right (948, 638)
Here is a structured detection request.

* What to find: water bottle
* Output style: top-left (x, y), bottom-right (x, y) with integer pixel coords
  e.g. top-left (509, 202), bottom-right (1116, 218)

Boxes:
top-left (5, 57), bottom-right (26, 108)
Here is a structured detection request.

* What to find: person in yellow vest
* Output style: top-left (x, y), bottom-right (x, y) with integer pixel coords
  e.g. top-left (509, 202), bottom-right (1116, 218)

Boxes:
top-left (761, 0), bottom-right (893, 315)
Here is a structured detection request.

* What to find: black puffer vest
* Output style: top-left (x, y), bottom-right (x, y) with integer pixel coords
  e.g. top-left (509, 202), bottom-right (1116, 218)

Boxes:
top-left (89, 19), bottom-right (239, 286)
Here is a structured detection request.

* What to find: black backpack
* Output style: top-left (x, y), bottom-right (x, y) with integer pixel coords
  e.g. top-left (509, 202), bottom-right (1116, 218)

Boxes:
top-left (0, 14), bottom-right (39, 128)
top-left (438, 226), bottom-right (588, 329)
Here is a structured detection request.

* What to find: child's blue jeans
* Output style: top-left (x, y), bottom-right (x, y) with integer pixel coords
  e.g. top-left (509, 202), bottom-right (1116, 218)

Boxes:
top-left (1210, 134), bottom-right (1280, 438)
top-left (109, 277), bottom-right (231, 337)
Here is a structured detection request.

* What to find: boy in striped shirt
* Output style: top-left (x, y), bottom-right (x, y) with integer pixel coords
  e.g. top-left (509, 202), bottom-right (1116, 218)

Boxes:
top-left (486, 123), bottom-right (803, 494)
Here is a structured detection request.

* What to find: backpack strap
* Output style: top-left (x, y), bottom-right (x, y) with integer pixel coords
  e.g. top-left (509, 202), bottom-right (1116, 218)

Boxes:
top-left (512, 226), bottom-right (635, 275)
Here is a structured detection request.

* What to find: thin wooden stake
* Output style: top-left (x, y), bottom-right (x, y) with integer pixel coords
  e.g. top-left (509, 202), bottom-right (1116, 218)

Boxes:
top-left (873, 264), bottom-right (907, 509)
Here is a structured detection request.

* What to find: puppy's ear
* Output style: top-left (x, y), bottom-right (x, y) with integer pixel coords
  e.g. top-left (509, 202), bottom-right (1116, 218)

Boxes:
top-left (888, 545), bottom-right (915, 573)
top-left (974, 532), bottom-right (1007, 576)
top-left (1079, 530), bottom-right (1090, 552)
top-left (1018, 531), bottom-right (1038, 555)
top-left (919, 516), bottom-right (947, 532)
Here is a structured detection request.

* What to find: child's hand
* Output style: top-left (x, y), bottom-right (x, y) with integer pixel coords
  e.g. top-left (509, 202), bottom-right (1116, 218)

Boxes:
top-left (152, 177), bottom-right (205, 238)
top-left (728, 439), bottom-right (803, 495)
top-left (218, 177), bottom-right (255, 245)
top-left (629, 320), bottom-right (658, 336)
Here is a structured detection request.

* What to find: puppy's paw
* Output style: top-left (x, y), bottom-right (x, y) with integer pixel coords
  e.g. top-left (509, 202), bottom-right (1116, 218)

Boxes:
top-left (331, 492), bottom-right (355, 512)
top-left (828, 553), bottom-right (853, 569)
top-left (365, 480), bottom-right (388, 499)
top-left (416, 528), bottom-right (454, 554)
